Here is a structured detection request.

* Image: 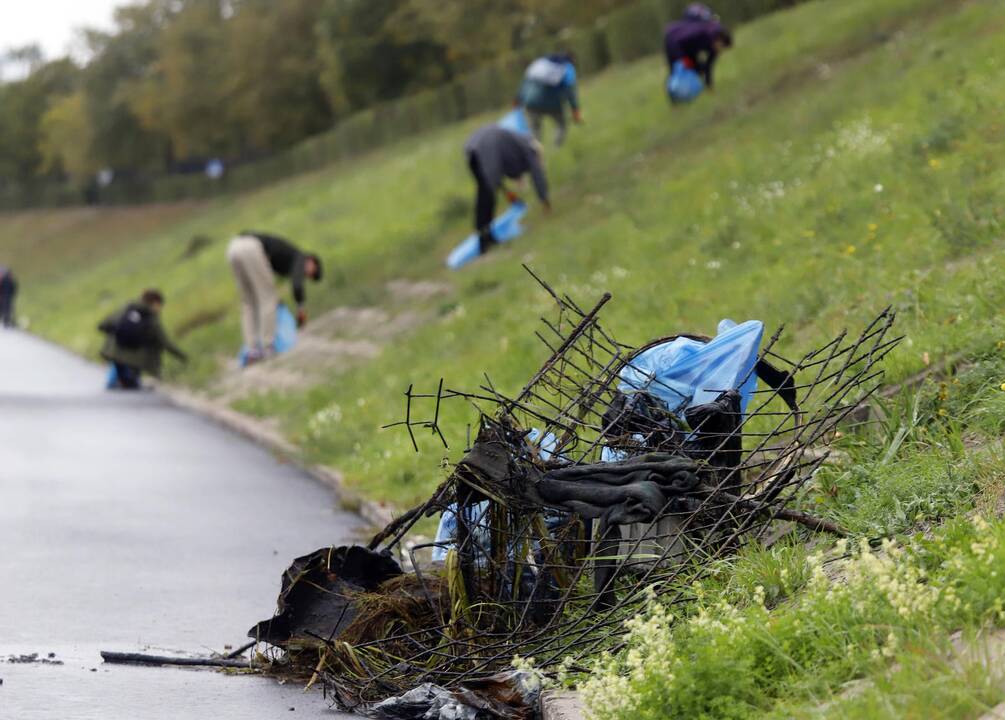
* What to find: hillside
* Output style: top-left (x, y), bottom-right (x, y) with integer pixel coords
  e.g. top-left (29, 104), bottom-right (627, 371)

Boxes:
top-left (1, 0), bottom-right (1003, 516)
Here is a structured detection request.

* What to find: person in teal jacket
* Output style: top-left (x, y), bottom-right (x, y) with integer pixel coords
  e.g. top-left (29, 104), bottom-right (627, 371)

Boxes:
top-left (516, 53), bottom-right (582, 147)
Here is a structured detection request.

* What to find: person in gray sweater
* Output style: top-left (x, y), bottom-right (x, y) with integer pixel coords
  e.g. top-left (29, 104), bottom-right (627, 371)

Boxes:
top-left (464, 125), bottom-right (551, 253)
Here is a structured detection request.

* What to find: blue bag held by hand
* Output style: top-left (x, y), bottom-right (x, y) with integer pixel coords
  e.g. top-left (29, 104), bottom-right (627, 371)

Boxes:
top-left (667, 60), bottom-right (704, 103)
top-left (498, 108), bottom-right (532, 135)
top-left (238, 302), bottom-right (298, 366)
top-left (273, 303), bottom-right (297, 353)
top-left (446, 201), bottom-right (528, 270)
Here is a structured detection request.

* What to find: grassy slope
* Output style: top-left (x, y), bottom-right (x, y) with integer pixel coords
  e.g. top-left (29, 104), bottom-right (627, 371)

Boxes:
top-left (1, 0), bottom-right (1003, 509)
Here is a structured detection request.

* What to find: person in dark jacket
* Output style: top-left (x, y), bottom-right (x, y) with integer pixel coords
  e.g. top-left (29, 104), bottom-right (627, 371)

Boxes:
top-left (663, 16), bottom-right (732, 90)
top-left (516, 53), bottom-right (582, 147)
top-left (0, 266), bottom-right (17, 328)
top-left (464, 125), bottom-right (550, 253)
top-left (98, 289), bottom-right (187, 389)
top-left (226, 232), bottom-right (322, 363)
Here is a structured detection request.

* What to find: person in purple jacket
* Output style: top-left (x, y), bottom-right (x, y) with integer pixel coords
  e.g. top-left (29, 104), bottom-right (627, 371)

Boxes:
top-left (663, 14), bottom-right (733, 91)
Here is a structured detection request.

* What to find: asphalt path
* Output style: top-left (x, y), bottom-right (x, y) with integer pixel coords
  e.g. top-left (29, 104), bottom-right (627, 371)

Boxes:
top-left (0, 330), bottom-right (363, 719)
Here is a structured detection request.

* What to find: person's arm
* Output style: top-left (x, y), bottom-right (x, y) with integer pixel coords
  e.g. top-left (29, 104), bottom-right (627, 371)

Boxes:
top-left (664, 28), bottom-right (679, 69)
top-left (703, 49), bottom-right (718, 87)
top-left (528, 156), bottom-right (550, 209)
top-left (564, 81), bottom-right (581, 120)
top-left (154, 320), bottom-right (187, 362)
top-left (165, 341), bottom-right (187, 362)
top-left (98, 311), bottom-right (120, 334)
top-left (291, 255), bottom-right (307, 308)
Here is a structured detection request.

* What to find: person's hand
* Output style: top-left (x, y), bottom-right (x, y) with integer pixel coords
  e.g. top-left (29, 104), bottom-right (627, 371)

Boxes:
top-left (296, 308), bottom-right (308, 328)
top-left (505, 190), bottom-right (521, 205)
top-left (572, 108), bottom-right (583, 124)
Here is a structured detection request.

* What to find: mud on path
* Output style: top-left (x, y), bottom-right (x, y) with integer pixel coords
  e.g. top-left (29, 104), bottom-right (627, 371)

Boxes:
top-left (212, 279), bottom-right (450, 405)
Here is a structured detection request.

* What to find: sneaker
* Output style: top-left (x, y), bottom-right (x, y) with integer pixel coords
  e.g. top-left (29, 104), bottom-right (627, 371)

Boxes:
top-left (244, 349), bottom-right (265, 366)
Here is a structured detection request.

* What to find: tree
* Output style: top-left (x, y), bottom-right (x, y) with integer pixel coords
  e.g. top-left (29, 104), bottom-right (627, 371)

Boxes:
top-left (315, 0), bottom-right (450, 117)
top-left (0, 44), bottom-right (44, 82)
top-left (82, 3), bottom-right (172, 172)
top-left (126, 0), bottom-right (233, 159)
top-left (0, 58), bottom-right (79, 182)
top-left (223, 0), bottom-right (333, 153)
top-left (39, 91), bottom-right (96, 183)
top-left (0, 0), bottom-right (638, 191)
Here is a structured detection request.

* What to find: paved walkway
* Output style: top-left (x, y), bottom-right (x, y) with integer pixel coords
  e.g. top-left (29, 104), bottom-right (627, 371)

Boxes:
top-left (0, 330), bottom-right (361, 718)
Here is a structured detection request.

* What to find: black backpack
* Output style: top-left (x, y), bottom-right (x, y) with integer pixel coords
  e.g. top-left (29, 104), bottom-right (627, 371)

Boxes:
top-left (114, 304), bottom-right (155, 349)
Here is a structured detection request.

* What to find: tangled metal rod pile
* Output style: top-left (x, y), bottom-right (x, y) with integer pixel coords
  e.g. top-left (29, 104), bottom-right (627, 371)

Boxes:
top-left (259, 271), bottom-right (899, 710)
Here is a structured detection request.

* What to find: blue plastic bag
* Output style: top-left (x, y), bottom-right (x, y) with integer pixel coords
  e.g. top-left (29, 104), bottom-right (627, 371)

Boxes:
top-left (498, 107), bottom-right (532, 135)
top-left (105, 364), bottom-right (120, 389)
top-left (432, 501), bottom-right (491, 563)
top-left (274, 303), bottom-right (297, 353)
top-left (446, 201), bottom-right (528, 270)
top-left (667, 60), bottom-right (704, 103)
top-left (238, 302), bottom-right (298, 366)
top-left (619, 319), bottom-right (763, 415)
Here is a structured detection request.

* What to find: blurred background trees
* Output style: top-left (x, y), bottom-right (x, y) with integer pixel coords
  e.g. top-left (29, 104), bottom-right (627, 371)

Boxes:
top-left (0, 0), bottom-right (636, 189)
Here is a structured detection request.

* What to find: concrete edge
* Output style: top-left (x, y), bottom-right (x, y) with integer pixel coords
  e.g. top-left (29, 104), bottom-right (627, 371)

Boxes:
top-left (157, 384), bottom-right (396, 530)
top-left (540, 690), bottom-right (586, 720)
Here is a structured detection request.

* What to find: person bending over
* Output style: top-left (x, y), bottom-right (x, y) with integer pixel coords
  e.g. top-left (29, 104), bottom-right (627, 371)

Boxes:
top-left (99, 289), bottom-right (186, 389)
top-left (226, 231), bottom-right (322, 364)
top-left (464, 125), bottom-right (550, 254)
top-left (516, 53), bottom-right (582, 147)
top-left (663, 14), bottom-right (733, 92)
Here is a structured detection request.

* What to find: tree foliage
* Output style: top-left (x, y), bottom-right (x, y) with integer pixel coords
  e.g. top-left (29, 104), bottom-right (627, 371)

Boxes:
top-left (0, 0), bottom-right (637, 185)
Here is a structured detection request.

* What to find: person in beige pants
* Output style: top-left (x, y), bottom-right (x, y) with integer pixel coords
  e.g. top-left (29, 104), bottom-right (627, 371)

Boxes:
top-left (227, 232), bottom-right (322, 363)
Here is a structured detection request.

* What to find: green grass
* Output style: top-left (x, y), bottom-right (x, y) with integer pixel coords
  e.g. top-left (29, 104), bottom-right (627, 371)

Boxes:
top-left (578, 512), bottom-right (1005, 719)
top-left (2, 0), bottom-right (1005, 510)
top-left (561, 344), bottom-right (1005, 719)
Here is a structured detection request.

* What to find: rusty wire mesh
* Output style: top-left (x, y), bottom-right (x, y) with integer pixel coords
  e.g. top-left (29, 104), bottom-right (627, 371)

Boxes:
top-left (314, 270), bottom-right (899, 708)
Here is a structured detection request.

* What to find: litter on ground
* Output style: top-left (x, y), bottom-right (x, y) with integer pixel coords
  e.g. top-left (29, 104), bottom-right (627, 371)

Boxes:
top-left (247, 270), bottom-right (898, 713)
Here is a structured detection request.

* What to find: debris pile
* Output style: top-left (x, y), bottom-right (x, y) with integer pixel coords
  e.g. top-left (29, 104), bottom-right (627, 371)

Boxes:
top-left (6, 653), bottom-right (63, 666)
top-left (250, 271), bottom-right (898, 712)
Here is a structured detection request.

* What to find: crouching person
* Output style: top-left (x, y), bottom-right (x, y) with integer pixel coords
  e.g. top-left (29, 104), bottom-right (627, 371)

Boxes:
top-left (98, 289), bottom-right (187, 389)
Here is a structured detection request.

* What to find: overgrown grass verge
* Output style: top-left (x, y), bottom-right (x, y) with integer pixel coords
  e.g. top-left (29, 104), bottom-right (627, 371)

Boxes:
top-left (579, 514), bottom-right (1005, 719)
top-left (565, 353), bottom-right (1005, 719)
